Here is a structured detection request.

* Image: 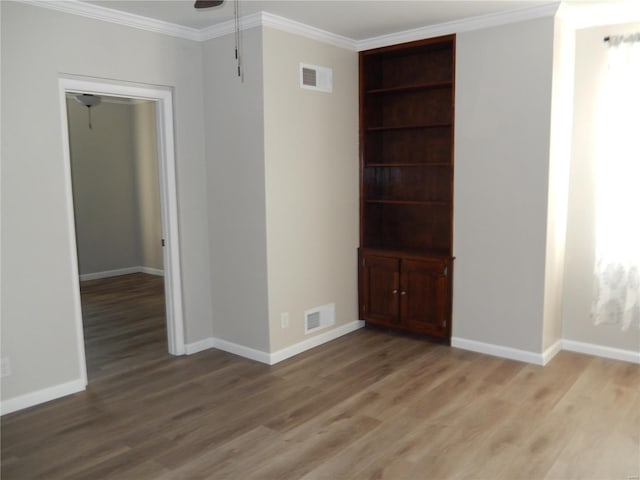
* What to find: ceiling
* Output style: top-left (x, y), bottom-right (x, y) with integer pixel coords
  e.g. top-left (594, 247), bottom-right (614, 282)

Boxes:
top-left (83, 0), bottom-right (556, 40)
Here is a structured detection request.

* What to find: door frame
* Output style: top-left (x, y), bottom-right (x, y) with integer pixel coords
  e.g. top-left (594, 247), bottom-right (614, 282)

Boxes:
top-left (59, 76), bottom-right (186, 380)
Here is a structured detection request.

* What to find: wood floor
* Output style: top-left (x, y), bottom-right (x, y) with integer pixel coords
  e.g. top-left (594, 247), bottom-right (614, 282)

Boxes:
top-left (2, 275), bottom-right (639, 479)
top-left (80, 273), bottom-right (168, 381)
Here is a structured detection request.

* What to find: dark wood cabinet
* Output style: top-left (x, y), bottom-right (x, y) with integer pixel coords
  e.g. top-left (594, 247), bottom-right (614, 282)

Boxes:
top-left (359, 35), bottom-right (455, 340)
top-left (360, 251), bottom-right (452, 338)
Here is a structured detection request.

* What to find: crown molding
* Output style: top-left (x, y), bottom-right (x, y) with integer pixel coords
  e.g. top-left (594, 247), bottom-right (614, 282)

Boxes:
top-left (18, 0), bottom-right (560, 51)
top-left (198, 11), bottom-right (263, 41)
top-left (16, 0), bottom-right (203, 41)
top-left (356, 2), bottom-right (561, 51)
top-left (259, 12), bottom-right (357, 51)
top-left (199, 12), bottom-right (356, 50)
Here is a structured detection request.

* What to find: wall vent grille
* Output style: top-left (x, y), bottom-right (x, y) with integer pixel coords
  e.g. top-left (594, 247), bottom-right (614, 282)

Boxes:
top-left (299, 63), bottom-right (333, 93)
top-left (302, 67), bottom-right (317, 87)
top-left (305, 303), bottom-right (335, 334)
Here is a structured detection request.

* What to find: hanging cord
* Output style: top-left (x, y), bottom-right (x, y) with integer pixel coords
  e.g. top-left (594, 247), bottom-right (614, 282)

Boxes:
top-left (234, 0), bottom-right (243, 80)
top-left (87, 106), bottom-right (93, 130)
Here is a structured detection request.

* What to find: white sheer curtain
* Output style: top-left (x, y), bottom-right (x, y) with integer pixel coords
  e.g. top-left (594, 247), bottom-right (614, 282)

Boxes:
top-left (591, 34), bottom-right (640, 330)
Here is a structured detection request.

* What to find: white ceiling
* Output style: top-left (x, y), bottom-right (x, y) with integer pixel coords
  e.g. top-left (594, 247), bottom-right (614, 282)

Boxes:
top-left (83, 0), bottom-right (556, 40)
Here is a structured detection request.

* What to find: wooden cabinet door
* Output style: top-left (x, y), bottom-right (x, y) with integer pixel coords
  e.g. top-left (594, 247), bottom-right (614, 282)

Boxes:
top-left (400, 258), bottom-right (449, 335)
top-left (360, 254), bottom-right (400, 326)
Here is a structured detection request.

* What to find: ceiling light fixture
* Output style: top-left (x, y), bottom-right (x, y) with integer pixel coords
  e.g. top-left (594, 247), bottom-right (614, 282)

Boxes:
top-left (74, 94), bottom-right (101, 129)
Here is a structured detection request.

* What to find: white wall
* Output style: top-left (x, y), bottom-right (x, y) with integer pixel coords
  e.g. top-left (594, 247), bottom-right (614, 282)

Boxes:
top-left (202, 27), bottom-right (271, 352)
top-left (541, 14), bottom-right (575, 351)
top-left (201, 26), bottom-right (358, 354)
top-left (132, 101), bottom-right (163, 271)
top-left (262, 28), bottom-right (359, 352)
top-left (1, 2), bottom-right (212, 403)
top-left (562, 22), bottom-right (640, 352)
top-left (453, 17), bottom-right (555, 354)
top-left (68, 98), bottom-right (140, 275)
top-left (68, 98), bottom-right (163, 276)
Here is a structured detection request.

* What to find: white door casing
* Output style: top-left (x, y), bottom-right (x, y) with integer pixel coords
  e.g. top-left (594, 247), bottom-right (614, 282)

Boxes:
top-left (58, 76), bottom-right (186, 388)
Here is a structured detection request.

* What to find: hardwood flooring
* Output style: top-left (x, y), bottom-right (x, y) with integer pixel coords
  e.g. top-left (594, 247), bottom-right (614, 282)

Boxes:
top-left (2, 276), bottom-right (639, 479)
top-left (80, 273), bottom-right (168, 381)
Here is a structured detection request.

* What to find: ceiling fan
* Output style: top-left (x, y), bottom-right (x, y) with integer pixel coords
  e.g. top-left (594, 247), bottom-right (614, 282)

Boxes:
top-left (194, 1), bottom-right (224, 8)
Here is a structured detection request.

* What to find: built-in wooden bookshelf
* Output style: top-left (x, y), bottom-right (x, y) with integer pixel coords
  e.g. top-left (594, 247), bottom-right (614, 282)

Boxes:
top-left (359, 35), bottom-right (455, 340)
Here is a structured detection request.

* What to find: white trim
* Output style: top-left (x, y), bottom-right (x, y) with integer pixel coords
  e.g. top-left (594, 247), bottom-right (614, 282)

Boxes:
top-left (79, 266), bottom-right (141, 282)
top-left (270, 320), bottom-right (364, 364)
top-left (356, 2), bottom-right (560, 51)
top-left (1, 379), bottom-right (85, 416)
top-left (59, 85), bottom-right (89, 389)
top-left (451, 337), bottom-right (547, 366)
top-left (542, 339), bottom-right (563, 365)
top-left (211, 338), bottom-right (272, 365)
top-left (19, 0), bottom-right (559, 51)
top-left (260, 12), bottom-right (356, 51)
top-left (19, 0), bottom-right (202, 41)
top-left (198, 11), bottom-right (263, 41)
top-left (452, 336), bottom-right (640, 366)
top-left (186, 321), bottom-right (365, 365)
top-left (140, 266), bottom-right (164, 276)
top-left (153, 86), bottom-right (185, 356)
top-left (184, 337), bottom-right (215, 355)
top-left (562, 339), bottom-right (640, 365)
top-left (78, 266), bottom-right (164, 281)
top-left (59, 76), bottom-right (185, 359)
top-left (199, 11), bottom-right (356, 49)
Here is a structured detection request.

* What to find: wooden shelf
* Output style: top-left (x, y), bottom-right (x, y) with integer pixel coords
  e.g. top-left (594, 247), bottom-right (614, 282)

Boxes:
top-left (359, 35), bottom-right (456, 340)
top-left (360, 246), bottom-right (452, 260)
top-left (365, 163), bottom-right (452, 168)
top-left (364, 199), bottom-right (449, 206)
top-left (366, 123), bottom-right (452, 132)
top-left (367, 81), bottom-right (453, 95)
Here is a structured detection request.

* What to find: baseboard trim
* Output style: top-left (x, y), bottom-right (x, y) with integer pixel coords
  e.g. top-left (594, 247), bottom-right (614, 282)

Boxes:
top-left (211, 338), bottom-right (272, 364)
top-left (140, 266), bottom-right (164, 276)
top-left (451, 337), bottom-right (546, 366)
top-left (562, 339), bottom-right (640, 364)
top-left (452, 336), bottom-right (640, 366)
top-left (184, 320), bottom-right (365, 365)
top-left (79, 267), bottom-right (140, 281)
top-left (79, 266), bottom-right (164, 281)
top-left (184, 337), bottom-right (215, 355)
top-left (1, 378), bottom-right (86, 416)
top-left (542, 339), bottom-right (563, 365)
top-left (270, 320), bottom-right (365, 365)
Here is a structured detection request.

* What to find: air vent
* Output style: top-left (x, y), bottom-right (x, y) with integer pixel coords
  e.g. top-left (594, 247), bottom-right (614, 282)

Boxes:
top-left (302, 67), bottom-right (317, 87)
top-left (306, 311), bottom-right (321, 331)
top-left (305, 303), bottom-right (335, 334)
top-left (299, 63), bottom-right (333, 93)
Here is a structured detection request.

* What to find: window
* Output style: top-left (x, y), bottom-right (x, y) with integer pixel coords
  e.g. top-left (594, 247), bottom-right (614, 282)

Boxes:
top-left (592, 34), bottom-right (640, 330)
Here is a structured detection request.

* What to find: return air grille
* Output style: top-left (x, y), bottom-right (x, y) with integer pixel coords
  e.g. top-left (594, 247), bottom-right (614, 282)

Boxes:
top-left (299, 63), bottom-right (333, 93)
top-left (302, 67), bottom-right (317, 87)
top-left (304, 303), bottom-right (335, 334)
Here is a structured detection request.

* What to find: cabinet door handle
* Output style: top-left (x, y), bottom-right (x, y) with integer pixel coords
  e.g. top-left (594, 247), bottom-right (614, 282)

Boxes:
top-left (392, 289), bottom-right (398, 295)
top-left (400, 291), bottom-right (407, 296)
top-left (444, 266), bottom-right (448, 277)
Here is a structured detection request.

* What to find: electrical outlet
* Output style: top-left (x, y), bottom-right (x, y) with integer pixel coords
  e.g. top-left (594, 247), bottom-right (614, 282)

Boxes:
top-left (280, 312), bottom-right (289, 329)
top-left (1, 357), bottom-right (11, 377)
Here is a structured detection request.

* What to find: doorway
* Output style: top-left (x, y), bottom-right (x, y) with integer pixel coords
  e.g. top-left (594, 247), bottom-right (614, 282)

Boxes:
top-left (59, 77), bottom-right (185, 386)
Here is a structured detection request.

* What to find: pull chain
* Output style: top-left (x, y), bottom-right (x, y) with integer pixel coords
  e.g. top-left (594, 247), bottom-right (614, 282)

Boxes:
top-left (234, 0), bottom-right (243, 80)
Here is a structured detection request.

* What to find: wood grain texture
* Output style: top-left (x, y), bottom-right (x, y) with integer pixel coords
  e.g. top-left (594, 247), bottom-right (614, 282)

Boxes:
top-left (80, 273), bottom-right (168, 382)
top-left (2, 275), bottom-right (639, 479)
